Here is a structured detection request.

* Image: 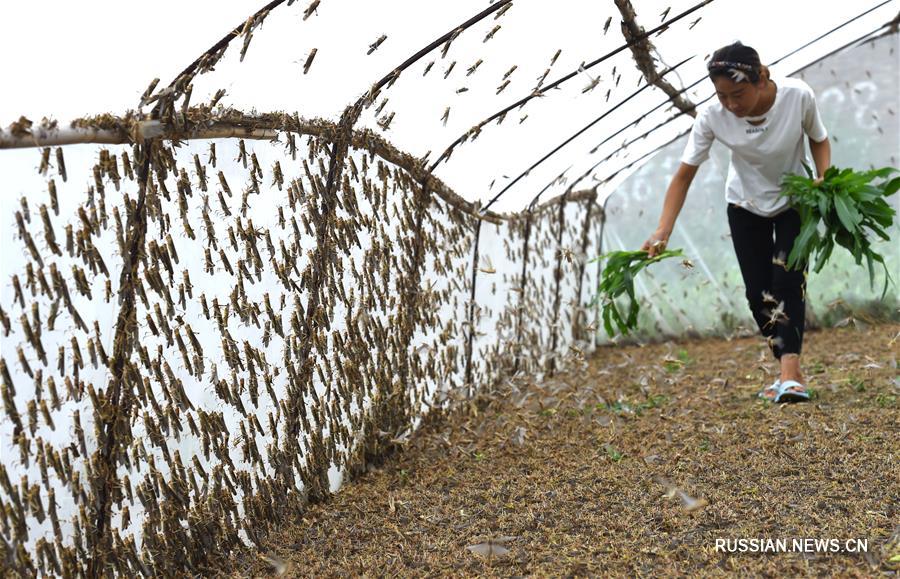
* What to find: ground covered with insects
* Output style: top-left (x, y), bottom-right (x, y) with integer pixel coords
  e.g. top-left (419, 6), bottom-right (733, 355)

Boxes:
top-left (227, 322), bottom-right (900, 577)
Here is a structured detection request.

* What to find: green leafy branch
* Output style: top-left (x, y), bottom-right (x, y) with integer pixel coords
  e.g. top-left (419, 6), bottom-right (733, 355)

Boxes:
top-left (588, 248), bottom-right (684, 337)
top-left (780, 164), bottom-right (899, 299)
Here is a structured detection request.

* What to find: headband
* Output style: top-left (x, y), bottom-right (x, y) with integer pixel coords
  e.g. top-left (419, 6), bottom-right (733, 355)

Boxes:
top-left (707, 60), bottom-right (756, 71)
top-left (707, 60), bottom-right (758, 83)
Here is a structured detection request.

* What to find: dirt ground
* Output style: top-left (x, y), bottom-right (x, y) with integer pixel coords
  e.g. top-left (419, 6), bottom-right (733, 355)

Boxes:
top-left (227, 323), bottom-right (900, 578)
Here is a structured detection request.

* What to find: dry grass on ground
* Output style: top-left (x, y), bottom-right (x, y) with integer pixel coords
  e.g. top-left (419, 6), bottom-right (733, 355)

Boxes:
top-left (228, 323), bottom-right (900, 578)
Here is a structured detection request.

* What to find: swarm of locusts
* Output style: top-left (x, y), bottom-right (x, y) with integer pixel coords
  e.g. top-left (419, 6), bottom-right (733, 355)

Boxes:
top-left (0, 127), bottom-right (605, 577)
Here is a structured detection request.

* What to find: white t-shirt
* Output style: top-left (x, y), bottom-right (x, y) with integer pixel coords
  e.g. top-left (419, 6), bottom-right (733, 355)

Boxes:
top-left (680, 76), bottom-right (828, 217)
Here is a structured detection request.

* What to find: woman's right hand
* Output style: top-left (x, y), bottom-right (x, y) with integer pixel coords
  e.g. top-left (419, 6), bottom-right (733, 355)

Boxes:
top-left (640, 229), bottom-right (671, 258)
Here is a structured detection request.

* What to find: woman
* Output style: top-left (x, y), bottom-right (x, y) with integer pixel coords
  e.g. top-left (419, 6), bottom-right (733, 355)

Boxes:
top-left (641, 41), bottom-right (831, 403)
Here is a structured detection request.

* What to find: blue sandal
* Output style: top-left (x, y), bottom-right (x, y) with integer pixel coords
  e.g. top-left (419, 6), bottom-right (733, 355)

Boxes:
top-left (776, 379), bottom-right (810, 403)
top-left (758, 380), bottom-right (781, 401)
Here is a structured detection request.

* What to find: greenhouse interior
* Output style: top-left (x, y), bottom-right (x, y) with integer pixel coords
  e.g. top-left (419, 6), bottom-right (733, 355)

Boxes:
top-left (0, 0), bottom-right (898, 576)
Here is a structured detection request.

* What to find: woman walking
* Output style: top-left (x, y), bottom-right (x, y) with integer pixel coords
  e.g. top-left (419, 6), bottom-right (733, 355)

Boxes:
top-left (641, 41), bottom-right (831, 403)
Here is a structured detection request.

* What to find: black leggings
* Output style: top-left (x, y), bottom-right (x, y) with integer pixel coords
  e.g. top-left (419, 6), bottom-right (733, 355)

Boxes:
top-left (727, 203), bottom-right (807, 359)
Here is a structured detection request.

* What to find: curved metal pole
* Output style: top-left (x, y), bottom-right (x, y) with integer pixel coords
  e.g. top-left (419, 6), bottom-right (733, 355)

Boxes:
top-left (568, 1), bottom-right (897, 193)
top-left (480, 56), bottom-right (694, 214)
top-left (357, 0), bottom-right (514, 110)
top-left (528, 15), bottom-right (896, 206)
top-left (427, 0), bottom-right (715, 173)
top-left (766, 0), bottom-right (895, 68)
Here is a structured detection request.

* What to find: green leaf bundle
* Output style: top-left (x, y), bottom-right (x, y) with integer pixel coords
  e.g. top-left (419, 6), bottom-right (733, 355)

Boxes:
top-left (780, 164), bottom-right (899, 298)
top-left (588, 248), bottom-right (684, 337)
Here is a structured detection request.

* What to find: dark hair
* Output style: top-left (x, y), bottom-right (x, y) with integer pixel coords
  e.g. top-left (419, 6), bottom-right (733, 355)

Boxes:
top-left (707, 41), bottom-right (763, 83)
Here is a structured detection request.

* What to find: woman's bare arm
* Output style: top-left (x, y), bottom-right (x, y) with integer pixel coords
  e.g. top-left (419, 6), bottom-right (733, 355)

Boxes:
top-left (809, 136), bottom-right (831, 181)
top-left (641, 162), bottom-right (699, 256)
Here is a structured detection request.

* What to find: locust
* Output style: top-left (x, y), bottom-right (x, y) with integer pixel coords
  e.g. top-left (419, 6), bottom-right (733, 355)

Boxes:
top-left (303, 0), bottom-right (320, 20)
top-left (483, 25), bottom-right (500, 42)
top-left (303, 48), bottom-right (317, 74)
top-left (367, 34), bottom-right (387, 55)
